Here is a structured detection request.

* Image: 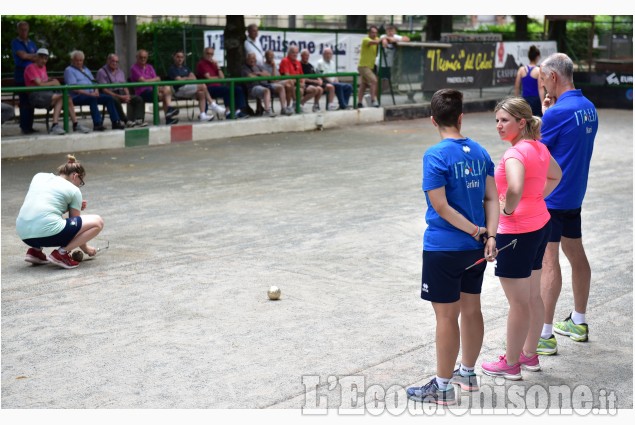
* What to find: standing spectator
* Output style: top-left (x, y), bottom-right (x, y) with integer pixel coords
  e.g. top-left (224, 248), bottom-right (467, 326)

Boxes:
top-left (406, 89), bottom-right (498, 405)
top-left (196, 47), bottom-right (248, 119)
top-left (537, 53), bottom-right (599, 355)
top-left (24, 48), bottom-right (90, 135)
top-left (514, 45), bottom-right (544, 117)
top-left (64, 50), bottom-right (125, 131)
top-left (11, 21), bottom-right (38, 134)
top-left (130, 49), bottom-right (180, 125)
top-left (300, 49), bottom-right (332, 111)
top-left (16, 154), bottom-right (104, 269)
top-left (241, 52), bottom-right (277, 117)
top-left (376, 24), bottom-right (410, 94)
top-left (96, 53), bottom-right (147, 127)
top-left (244, 24), bottom-right (265, 67)
top-left (316, 47), bottom-right (353, 110)
top-left (279, 46), bottom-right (321, 113)
top-left (357, 25), bottom-right (381, 108)
top-left (480, 97), bottom-right (561, 380)
top-left (167, 50), bottom-right (216, 122)
top-left (262, 49), bottom-right (292, 115)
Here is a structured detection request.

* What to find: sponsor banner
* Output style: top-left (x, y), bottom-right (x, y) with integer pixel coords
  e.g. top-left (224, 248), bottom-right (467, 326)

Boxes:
top-left (203, 30), bottom-right (365, 73)
top-left (422, 44), bottom-right (496, 90)
top-left (494, 41), bottom-right (558, 85)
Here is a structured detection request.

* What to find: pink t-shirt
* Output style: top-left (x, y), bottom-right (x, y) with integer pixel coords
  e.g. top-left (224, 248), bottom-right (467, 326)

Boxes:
top-left (495, 139), bottom-right (551, 234)
top-left (24, 63), bottom-right (48, 87)
top-left (129, 63), bottom-right (158, 95)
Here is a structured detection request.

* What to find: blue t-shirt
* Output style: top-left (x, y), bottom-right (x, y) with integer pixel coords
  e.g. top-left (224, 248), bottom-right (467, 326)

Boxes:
top-left (423, 137), bottom-right (495, 251)
top-left (540, 90), bottom-right (598, 209)
top-left (11, 37), bottom-right (38, 83)
top-left (64, 65), bottom-right (98, 95)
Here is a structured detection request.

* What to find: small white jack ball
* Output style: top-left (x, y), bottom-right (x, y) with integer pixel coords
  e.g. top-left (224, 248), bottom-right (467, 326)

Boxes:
top-left (267, 286), bottom-right (281, 300)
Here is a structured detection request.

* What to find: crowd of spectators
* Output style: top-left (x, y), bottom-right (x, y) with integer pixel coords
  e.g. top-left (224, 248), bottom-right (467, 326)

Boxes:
top-left (6, 20), bottom-right (389, 134)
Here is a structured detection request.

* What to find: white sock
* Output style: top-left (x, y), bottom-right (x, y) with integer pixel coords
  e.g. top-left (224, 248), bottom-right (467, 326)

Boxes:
top-left (571, 311), bottom-right (586, 325)
top-left (459, 364), bottom-right (475, 376)
top-left (541, 324), bottom-right (553, 339)
top-left (435, 376), bottom-right (450, 391)
top-left (58, 247), bottom-right (67, 254)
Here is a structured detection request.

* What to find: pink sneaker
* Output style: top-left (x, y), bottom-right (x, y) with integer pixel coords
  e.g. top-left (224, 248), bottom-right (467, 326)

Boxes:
top-left (481, 355), bottom-right (522, 380)
top-left (519, 352), bottom-right (541, 371)
top-left (47, 249), bottom-right (79, 269)
top-left (25, 247), bottom-right (49, 265)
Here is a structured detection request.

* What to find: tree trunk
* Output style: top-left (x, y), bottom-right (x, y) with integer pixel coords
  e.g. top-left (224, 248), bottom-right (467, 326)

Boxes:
top-left (548, 19), bottom-right (567, 54)
top-left (346, 16), bottom-right (367, 31)
top-left (224, 15), bottom-right (246, 78)
top-left (425, 16), bottom-right (453, 41)
top-left (113, 15), bottom-right (136, 76)
top-left (514, 15), bottom-right (528, 41)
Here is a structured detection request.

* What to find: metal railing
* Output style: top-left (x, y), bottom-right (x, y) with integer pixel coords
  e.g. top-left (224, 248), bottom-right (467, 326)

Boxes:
top-left (1, 72), bottom-right (359, 132)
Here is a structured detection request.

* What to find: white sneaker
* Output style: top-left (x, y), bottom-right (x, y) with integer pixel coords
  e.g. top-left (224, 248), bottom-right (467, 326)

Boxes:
top-left (135, 119), bottom-right (148, 127)
top-left (312, 103), bottom-right (320, 112)
top-left (327, 104), bottom-right (339, 111)
top-left (372, 100), bottom-right (380, 108)
top-left (282, 107), bottom-right (294, 116)
top-left (49, 124), bottom-right (65, 135)
top-left (199, 112), bottom-right (214, 121)
top-left (263, 109), bottom-right (276, 118)
top-left (364, 94), bottom-right (371, 107)
top-left (210, 102), bottom-right (226, 116)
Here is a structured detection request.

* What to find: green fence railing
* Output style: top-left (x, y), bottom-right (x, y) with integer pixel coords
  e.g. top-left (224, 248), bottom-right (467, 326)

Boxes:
top-left (1, 72), bottom-right (359, 131)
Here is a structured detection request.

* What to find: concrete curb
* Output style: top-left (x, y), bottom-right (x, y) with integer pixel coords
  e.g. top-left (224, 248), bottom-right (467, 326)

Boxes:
top-left (1, 108), bottom-right (385, 159)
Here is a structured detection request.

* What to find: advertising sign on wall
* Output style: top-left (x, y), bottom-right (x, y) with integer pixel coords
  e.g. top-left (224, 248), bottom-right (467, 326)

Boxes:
top-left (203, 30), bottom-right (365, 73)
top-left (494, 41), bottom-right (558, 85)
top-left (422, 44), bottom-right (496, 90)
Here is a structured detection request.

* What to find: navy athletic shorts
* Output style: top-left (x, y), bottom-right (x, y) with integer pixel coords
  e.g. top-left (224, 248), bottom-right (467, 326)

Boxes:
top-left (495, 221), bottom-right (551, 279)
top-left (421, 249), bottom-right (486, 303)
top-left (22, 216), bottom-right (83, 249)
top-left (547, 208), bottom-right (582, 242)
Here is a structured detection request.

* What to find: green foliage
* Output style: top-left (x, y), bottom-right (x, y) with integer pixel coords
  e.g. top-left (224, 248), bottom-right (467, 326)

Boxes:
top-left (2, 15), bottom-right (115, 76)
top-left (2, 15), bottom-right (201, 79)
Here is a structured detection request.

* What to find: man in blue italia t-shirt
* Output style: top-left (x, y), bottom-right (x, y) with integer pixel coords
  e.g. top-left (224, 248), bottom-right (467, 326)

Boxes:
top-left (406, 89), bottom-right (499, 406)
top-left (536, 53), bottom-right (599, 356)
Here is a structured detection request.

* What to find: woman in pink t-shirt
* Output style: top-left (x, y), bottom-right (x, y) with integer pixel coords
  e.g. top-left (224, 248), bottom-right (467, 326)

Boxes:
top-left (481, 97), bottom-right (561, 380)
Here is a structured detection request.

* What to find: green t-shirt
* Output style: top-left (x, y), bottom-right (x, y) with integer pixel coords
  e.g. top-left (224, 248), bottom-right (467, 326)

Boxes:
top-left (16, 173), bottom-right (82, 240)
top-left (358, 37), bottom-right (379, 68)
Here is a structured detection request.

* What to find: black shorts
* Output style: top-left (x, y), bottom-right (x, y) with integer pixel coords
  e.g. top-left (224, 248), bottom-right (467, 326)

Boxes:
top-left (22, 216), bottom-right (83, 249)
top-left (494, 222), bottom-right (551, 279)
top-left (29, 91), bottom-right (54, 109)
top-left (547, 208), bottom-right (582, 242)
top-left (421, 249), bottom-right (486, 303)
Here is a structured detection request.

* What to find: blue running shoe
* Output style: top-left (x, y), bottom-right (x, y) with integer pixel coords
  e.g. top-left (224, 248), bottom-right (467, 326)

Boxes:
top-left (407, 378), bottom-right (456, 405)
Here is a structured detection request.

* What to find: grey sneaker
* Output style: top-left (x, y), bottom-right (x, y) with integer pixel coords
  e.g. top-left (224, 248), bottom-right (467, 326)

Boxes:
top-left (406, 378), bottom-right (456, 405)
top-left (49, 124), bottom-right (66, 135)
top-left (73, 123), bottom-right (91, 133)
top-left (282, 107), bottom-right (294, 116)
top-left (312, 103), bottom-right (320, 112)
top-left (263, 109), bottom-right (276, 118)
top-left (135, 119), bottom-right (148, 127)
top-left (449, 368), bottom-right (479, 392)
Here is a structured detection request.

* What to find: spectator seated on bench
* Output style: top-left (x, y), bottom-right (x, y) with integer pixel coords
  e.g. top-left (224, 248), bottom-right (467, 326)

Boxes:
top-left (24, 48), bottom-right (90, 134)
top-left (64, 50), bottom-right (125, 131)
top-left (96, 53), bottom-right (147, 127)
top-left (167, 50), bottom-right (216, 122)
